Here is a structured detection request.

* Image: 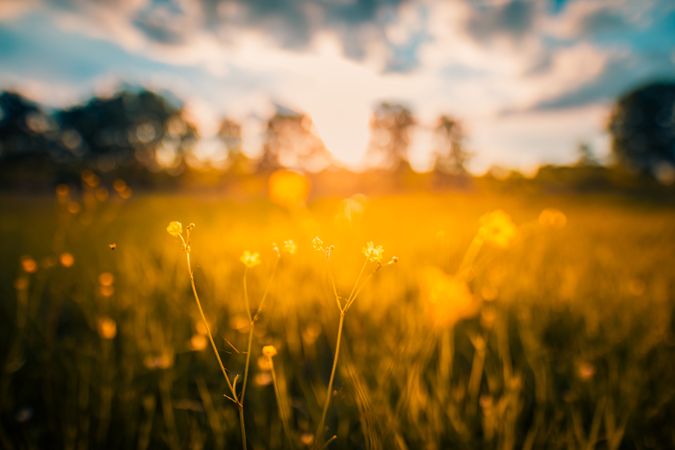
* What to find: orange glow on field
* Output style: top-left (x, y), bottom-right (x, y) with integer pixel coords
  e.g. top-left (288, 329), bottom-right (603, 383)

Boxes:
top-left (267, 169), bottom-right (311, 209)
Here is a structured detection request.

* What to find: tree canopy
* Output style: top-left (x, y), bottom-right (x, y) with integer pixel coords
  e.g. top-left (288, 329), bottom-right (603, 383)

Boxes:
top-left (608, 81), bottom-right (675, 178)
top-left (366, 102), bottom-right (415, 171)
top-left (57, 88), bottom-right (197, 172)
top-left (0, 91), bottom-right (58, 160)
top-left (259, 108), bottom-right (332, 172)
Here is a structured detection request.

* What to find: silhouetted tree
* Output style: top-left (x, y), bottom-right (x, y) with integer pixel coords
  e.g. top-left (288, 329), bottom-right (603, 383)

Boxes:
top-left (218, 117), bottom-right (250, 173)
top-left (433, 115), bottom-right (469, 179)
top-left (608, 81), bottom-right (675, 176)
top-left (0, 91), bottom-right (71, 189)
top-left (575, 141), bottom-right (599, 167)
top-left (218, 117), bottom-right (242, 153)
top-left (56, 88), bottom-right (197, 172)
top-left (258, 107), bottom-right (332, 172)
top-left (0, 91), bottom-right (59, 160)
top-left (366, 102), bottom-right (415, 170)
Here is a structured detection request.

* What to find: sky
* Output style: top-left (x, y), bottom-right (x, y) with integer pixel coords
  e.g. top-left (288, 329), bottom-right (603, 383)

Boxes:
top-left (1, 0), bottom-right (674, 172)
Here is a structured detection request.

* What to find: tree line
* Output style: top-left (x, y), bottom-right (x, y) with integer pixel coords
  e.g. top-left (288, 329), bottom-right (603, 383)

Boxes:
top-left (0, 80), bottom-right (673, 189)
top-left (0, 87), bottom-right (469, 185)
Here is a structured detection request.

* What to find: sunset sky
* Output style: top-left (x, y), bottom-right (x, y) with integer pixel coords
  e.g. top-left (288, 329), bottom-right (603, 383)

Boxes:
top-left (1, 0), bottom-right (674, 172)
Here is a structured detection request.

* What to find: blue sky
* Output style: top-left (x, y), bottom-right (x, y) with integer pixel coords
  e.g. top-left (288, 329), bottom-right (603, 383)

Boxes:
top-left (1, 0), bottom-right (674, 171)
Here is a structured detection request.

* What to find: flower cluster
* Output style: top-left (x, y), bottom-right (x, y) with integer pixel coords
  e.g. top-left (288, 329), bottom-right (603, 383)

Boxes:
top-left (478, 210), bottom-right (517, 248)
top-left (312, 236), bottom-right (334, 257)
top-left (166, 221), bottom-right (183, 238)
top-left (273, 239), bottom-right (297, 258)
top-left (283, 240), bottom-right (297, 255)
top-left (538, 208), bottom-right (567, 229)
top-left (362, 241), bottom-right (384, 263)
top-left (240, 251), bottom-right (262, 268)
top-left (262, 345), bottom-right (278, 358)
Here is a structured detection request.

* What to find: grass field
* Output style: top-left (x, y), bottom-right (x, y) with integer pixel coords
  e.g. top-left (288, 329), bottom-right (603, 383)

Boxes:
top-left (1, 184), bottom-right (674, 450)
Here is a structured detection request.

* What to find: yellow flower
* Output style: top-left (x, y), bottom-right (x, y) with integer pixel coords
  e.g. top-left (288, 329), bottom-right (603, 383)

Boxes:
top-left (283, 239), bottom-right (297, 255)
top-left (576, 361), bottom-right (596, 380)
top-left (538, 208), bottom-right (567, 229)
top-left (257, 355), bottom-right (273, 371)
top-left (97, 316), bottom-right (117, 340)
top-left (99, 285), bottom-right (114, 298)
top-left (166, 221), bottom-right (183, 238)
top-left (311, 236), bottom-right (334, 256)
top-left (20, 256), bottom-right (38, 273)
top-left (98, 272), bottom-right (114, 287)
top-left (143, 352), bottom-right (174, 370)
top-left (254, 372), bottom-right (273, 386)
top-left (59, 252), bottom-right (75, 268)
top-left (479, 210), bottom-right (516, 248)
top-left (300, 434), bottom-right (314, 446)
top-left (262, 345), bottom-right (278, 358)
top-left (420, 267), bottom-right (479, 328)
top-left (190, 334), bottom-right (207, 351)
top-left (14, 277), bottom-right (29, 291)
top-left (55, 184), bottom-right (70, 201)
top-left (362, 241), bottom-right (384, 263)
top-left (312, 236), bottom-right (324, 251)
top-left (240, 250), bottom-right (261, 268)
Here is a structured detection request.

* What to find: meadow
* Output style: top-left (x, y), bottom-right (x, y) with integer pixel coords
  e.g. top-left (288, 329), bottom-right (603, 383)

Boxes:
top-left (0, 178), bottom-right (674, 450)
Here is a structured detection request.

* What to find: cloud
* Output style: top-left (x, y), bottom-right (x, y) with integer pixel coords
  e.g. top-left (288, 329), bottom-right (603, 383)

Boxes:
top-left (0, 0), bottom-right (40, 20)
top-left (527, 53), bottom-right (675, 112)
top-left (464, 0), bottom-right (539, 43)
top-left (35, 0), bottom-right (416, 73)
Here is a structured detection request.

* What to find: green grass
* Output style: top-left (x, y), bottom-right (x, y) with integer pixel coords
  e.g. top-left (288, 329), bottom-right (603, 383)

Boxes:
top-left (0, 189), bottom-right (674, 449)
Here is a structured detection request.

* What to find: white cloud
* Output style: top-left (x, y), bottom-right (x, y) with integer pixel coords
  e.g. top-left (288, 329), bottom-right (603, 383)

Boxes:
top-left (0, 0), bottom-right (39, 21)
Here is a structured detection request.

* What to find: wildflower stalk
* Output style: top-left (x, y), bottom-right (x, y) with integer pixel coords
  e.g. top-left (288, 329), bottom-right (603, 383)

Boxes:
top-left (241, 258), bottom-right (279, 405)
top-left (346, 259), bottom-right (368, 306)
top-left (343, 269), bottom-right (376, 313)
top-left (232, 256), bottom-right (279, 450)
top-left (167, 222), bottom-right (247, 450)
top-left (241, 268), bottom-right (253, 405)
top-left (457, 235), bottom-right (484, 279)
top-left (238, 408), bottom-right (247, 450)
top-left (185, 246), bottom-right (248, 450)
top-left (313, 239), bottom-right (395, 449)
top-left (314, 309), bottom-right (344, 448)
top-left (267, 352), bottom-right (296, 449)
top-left (185, 249), bottom-right (237, 399)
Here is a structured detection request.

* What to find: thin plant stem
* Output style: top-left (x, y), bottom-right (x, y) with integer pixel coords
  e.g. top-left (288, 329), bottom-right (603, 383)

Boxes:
top-left (319, 435), bottom-right (337, 449)
top-left (314, 311), bottom-right (345, 448)
top-left (179, 236), bottom-right (246, 450)
top-left (343, 269), bottom-right (375, 312)
top-left (269, 357), bottom-right (296, 450)
top-left (243, 268), bottom-right (252, 321)
top-left (241, 259), bottom-right (279, 405)
top-left (253, 258), bottom-right (280, 322)
top-left (457, 235), bottom-right (484, 279)
top-left (241, 325), bottom-right (254, 405)
top-left (468, 335), bottom-right (487, 405)
top-left (185, 250), bottom-right (237, 401)
top-left (241, 269), bottom-right (253, 406)
top-left (327, 259), bottom-right (341, 310)
top-left (438, 327), bottom-right (454, 400)
top-left (346, 259), bottom-right (368, 306)
top-left (314, 256), bottom-right (381, 448)
top-left (236, 258), bottom-right (281, 450)
top-left (238, 405), bottom-right (248, 450)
